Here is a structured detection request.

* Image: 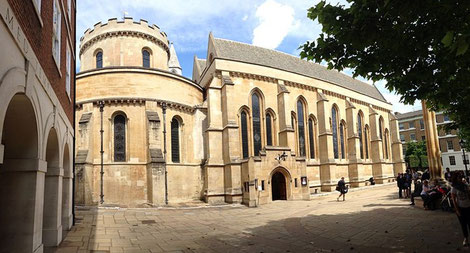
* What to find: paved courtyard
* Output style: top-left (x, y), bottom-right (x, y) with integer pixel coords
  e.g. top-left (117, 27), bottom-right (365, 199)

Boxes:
top-left (54, 184), bottom-right (464, 253)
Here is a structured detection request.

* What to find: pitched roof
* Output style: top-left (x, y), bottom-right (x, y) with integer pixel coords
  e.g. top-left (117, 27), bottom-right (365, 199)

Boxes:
top-left (395, 110), bottom-right (423, 120)
top-left (212, 37), bottom-right (387, 103)
top-left (197, 59), bottom-right (206, 72)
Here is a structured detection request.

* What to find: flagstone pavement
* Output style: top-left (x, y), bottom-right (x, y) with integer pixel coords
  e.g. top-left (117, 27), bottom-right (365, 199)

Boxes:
top-left (52, 184), bottom-right (466, 253)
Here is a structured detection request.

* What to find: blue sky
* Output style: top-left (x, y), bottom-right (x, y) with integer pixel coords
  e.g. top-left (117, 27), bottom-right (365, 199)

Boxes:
top-left (76, 0), bottom-right (421, 113)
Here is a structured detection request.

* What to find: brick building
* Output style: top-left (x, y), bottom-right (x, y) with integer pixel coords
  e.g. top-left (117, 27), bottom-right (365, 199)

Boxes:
top-left (396, 110), bottom-right (467, 171)
top-left (0, 0), bottom-right (75, 252)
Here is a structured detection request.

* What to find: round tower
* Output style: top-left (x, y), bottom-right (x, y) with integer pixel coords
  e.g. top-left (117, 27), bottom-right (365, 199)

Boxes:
top-left (79, 17), bottom-right (170, 71)
top-left (75, 18), bottom-right (205, 207)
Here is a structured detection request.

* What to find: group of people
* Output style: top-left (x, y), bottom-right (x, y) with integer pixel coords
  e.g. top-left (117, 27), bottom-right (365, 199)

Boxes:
top-left (449, 170), bottom-right (470, 247)
top-left (398, 167), bottom-right (470, 247)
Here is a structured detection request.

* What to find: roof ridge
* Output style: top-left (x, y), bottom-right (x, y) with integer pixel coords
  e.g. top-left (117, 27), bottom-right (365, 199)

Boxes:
top-left (213, 37), bottom-right (376, 88)
top-left (212, 36), bottom-right (388, 103)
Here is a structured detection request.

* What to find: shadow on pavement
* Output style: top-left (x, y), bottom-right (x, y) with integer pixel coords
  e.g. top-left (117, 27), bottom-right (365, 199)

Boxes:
top-left (199, 206), bottom-right (463, 253)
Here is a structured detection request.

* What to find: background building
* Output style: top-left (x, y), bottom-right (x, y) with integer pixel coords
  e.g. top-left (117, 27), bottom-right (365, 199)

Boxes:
top-left (75, 17), bottom-right (405, 208)
top-left (396, 110), bottom-right (467, 171)
top-left (0, 0), bottom-right (75, 252)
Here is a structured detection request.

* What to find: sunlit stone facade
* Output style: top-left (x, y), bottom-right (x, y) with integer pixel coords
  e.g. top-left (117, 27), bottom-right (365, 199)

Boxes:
top-left (76, 17), bottom-right (405, 208)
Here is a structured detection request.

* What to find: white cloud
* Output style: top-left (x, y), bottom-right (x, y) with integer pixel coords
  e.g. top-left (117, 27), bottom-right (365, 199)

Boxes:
top-left (252, 0), bottom-right (296, 49)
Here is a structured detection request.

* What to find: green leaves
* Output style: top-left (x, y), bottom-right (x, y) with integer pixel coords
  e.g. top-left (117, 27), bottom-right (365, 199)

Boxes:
top-left (456, 39), bottom-right (469, 56)
top-left (441, 31), bottom-right (454, 47)
top-left (300, 0), bottom-right (470, 146)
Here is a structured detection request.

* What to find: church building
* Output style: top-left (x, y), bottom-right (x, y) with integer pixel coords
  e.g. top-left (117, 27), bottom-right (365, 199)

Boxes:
top-left (75, 17), bottom-right (405, 207)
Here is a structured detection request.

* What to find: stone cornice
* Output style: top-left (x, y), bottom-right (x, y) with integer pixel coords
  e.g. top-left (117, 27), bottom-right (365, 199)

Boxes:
top-left (77, 66), bottom-right (203, 91)
top-left (75, 97), bottom-right (197, 113)
top-left (79, 30), bottom-right (170, 59)
top-left (223, 69), bottom-right (391, 113)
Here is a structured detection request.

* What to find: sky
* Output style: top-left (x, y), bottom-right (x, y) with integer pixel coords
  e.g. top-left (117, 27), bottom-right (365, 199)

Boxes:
top-left (76, 0), bottom-right (421, 113)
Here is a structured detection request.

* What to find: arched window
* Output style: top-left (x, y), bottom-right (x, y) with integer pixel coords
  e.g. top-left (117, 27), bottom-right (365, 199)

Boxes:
top-left (114, 114), bottom-right (126, 162)
top-left (252, 93), bottom-right (262, 156)
top-left (308, 118), bottom-right (315, 159)
top-left (266, 113), bottom-right (273, 146)
top-left (379, 117), bottom-right (384, 140)
top-left (332, 107), bottom-right (339, 159)
top-left (241, 111), bottom-right (249, 159)
top-left (384, 129), bottom-right (390, 159)
top-left (297, 100), bottom-right (306, 157)
top-left (357, 113), bottom-right (364, 159)
top-left (96, 51), bottom-right (103, 68)
top-left (340, 122), bottom-right (345, 159)
top-left (171, 117), bottom-right (180, 163)
top-left (365, 125), bottom-right (370, 159)
top-left (142, 49), bottom-right (150, 68)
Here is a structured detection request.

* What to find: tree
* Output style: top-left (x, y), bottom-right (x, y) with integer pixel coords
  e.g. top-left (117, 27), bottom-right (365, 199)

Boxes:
top-left (404, 141), bottom-right (428, 170)
top-left (300, 0), bottom-right (470, 146)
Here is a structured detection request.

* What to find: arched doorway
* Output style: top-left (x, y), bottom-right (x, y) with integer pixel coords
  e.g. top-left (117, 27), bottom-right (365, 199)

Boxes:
top-left (272, 171), bottom-right (287, 200)
top-left (0, 94), bottom-right (41, 252)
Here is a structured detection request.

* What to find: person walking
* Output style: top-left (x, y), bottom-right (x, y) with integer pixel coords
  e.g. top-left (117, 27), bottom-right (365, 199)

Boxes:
top-left (397, 173), bottom-right (404, 198)
top-left (451, 173), bottom-right (470, 247)
top-left (336, 177), bottom-right (347, 201)
top-left (404, 170), bottom-right (412, 198)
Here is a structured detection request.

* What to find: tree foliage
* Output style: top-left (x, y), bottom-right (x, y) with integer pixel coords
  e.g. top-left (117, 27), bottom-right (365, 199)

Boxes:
top-left (405, 141), bottom-right (428, 169)
top-left (300, 0), bottom-right (470, 146)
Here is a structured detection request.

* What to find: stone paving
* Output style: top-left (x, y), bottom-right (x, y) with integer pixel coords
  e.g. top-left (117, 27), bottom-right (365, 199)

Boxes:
top-left (52, 184), bottom-right (465, 253)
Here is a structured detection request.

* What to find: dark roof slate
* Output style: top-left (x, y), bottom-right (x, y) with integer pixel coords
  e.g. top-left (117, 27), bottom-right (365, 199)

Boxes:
top-left (197, 59), bottom-right (206, 72)
top-left (395, 110), bottom-right (423, 120)
top-left (212, 38), bottom-right (387, 103)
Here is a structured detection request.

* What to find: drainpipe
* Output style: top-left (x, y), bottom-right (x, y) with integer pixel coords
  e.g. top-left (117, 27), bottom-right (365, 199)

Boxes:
top-left (99, 101), bottom-right (105, 204)
top-left (162, 102), bottom-right (168, 205)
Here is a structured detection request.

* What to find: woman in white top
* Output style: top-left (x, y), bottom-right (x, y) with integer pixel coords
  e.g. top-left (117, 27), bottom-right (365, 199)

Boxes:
top-left (451, 173), bottom-right (470, 247)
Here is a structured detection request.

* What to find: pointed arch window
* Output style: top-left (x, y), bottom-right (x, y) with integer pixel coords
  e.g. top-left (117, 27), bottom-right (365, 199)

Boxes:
top-left (114, 114), bottom-right (126, 162)
top-left (332, 107), bottom-right (339, 159)
top-left (379, 117), bottom-right (384, 140)
top-left (384, 129), bottom-right (390, 159)
top-left (252, 93), bottom-right (262, 156)
top-left (365, 125), bottom-right (370, 159)
top-left (171, 117), bottom-right (180, 163)
top-left (358, 113), bottom-right (364, 159)
top-left (96, 51), bottom-right (103, 68)
top-left (142, 49), bottom-right (150, 68)
top-left (297, 101), bottom-right (306, 157)
top-left (266, 113), bottom-right (273, 146)
top-left (308, 118), bottom-right (315, 159)
top-left (340, 122), bottom-right (345, 159)
top-left (241, 111), bottom-right (249, 159)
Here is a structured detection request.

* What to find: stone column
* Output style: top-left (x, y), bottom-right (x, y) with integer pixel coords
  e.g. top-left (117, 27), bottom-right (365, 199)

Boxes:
top-left (316, 91), bottom-right (337, 191)
top-left (0, 158), bottom-right (47, 253)
top-left (43, 166), bottom-right (63, 247)
top-left (204, 74), bottom-right (225, 204)
top-left (61, 170), bottom-right (73, 231)
top-left (221, 72), bottom-right (242, 203)
top-left (277, 81), bottom-right (295, 151)
top-left (345, 100), bottom-right (363, 187)
top-left (389, 113), bottom-right (405, 175)
top-left (369, 107), bottom-right (386, 183)
top-left (422, 101), bottom-right (443, 179)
